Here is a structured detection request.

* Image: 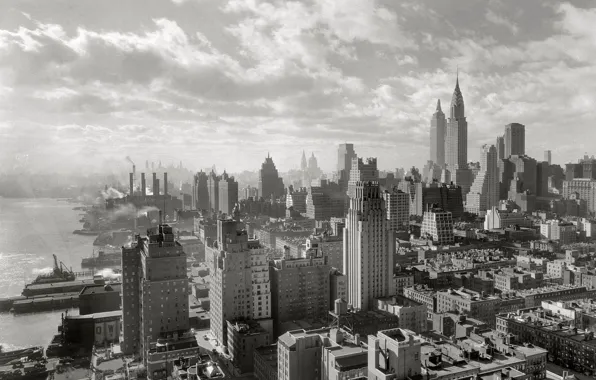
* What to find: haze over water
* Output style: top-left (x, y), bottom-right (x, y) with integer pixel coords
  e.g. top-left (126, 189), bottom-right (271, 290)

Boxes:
top-left (0, 198), bottom-right (94, 350)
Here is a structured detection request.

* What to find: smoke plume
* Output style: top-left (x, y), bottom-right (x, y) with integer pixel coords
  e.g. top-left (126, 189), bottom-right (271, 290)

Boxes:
top-left (32, 267), bottom-right (54, 275)
top-left (125, 156), bottom-right (135, 165)
top-left (110, 203), bottom-right (160, 220)
top-left (102, 187), bottom-right (125, 199)
top-left (95, 268), bottom-right (122, 280)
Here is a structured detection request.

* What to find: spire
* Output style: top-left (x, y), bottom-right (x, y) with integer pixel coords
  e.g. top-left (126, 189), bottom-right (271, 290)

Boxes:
top-left (436, 99), bottom-right (442, 112)
top-left (456, 65), bottom-right (459, 87)
top-left (450, 69), bottom-right (465, 119)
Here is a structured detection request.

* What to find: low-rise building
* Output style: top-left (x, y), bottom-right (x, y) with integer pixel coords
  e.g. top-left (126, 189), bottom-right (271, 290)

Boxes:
top-left (436, 288), bottom-right (501, 327)
top-left (376, 295), bottom-right (427, 333)
top-left (254, 344), bottom-right (278, 380)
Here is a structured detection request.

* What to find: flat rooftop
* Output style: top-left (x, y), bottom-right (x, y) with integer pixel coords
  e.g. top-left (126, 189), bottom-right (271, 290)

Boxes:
top-left (80, 283), bottom-right (122, 296)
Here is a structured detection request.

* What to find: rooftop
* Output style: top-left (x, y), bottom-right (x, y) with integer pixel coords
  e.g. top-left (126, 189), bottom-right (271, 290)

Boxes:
top-left (80, 283), bottom-right (122, 296)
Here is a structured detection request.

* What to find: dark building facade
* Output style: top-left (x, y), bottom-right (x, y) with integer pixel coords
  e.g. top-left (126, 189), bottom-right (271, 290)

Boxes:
top-left (218, 171), bottom-right (238, 216)
top-left (258, 155), bottom-right (284, 201)
top-left (192, 171), bottom-right (209, 211)
top-left (79, 283), bottom-right (121, 316)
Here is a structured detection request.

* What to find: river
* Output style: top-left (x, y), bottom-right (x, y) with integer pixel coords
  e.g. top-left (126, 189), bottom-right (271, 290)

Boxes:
top-left (0, 198), bottom-right (96, 350)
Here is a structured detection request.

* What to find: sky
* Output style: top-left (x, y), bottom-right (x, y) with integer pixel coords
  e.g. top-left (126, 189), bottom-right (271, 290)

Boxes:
top-left (1, 0), bottom-right (596, 174)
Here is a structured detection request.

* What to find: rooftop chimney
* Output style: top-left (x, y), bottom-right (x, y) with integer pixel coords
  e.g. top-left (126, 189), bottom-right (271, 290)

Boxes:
top-left (129, 173), bottom-right (134, 196)
top-left (141, 173), bottom-right (146, 197)
top-left (164, 173), bottom-right (168, 195)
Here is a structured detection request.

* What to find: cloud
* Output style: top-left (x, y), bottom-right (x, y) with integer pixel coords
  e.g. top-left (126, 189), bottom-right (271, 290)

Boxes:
top-left (485, 9), bottom-right (519, 35)
top-left (1, 0), bottom-right (596, 173)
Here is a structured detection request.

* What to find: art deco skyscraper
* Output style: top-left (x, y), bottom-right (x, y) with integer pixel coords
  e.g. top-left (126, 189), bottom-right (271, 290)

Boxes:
top-left (466, 145), bottom-right (499, 215)
top-left (504, 123), bottom-right (525, 157)
top-left (258, 154), bottom-right (285, 200)
top-left (444, 74), bottom-right (468, 170)
top-left (343, 181), bottom-right (395, 311)
top-left (218, 171), bottom-right (239, 216)
top-left (430, 99), bottom-right (446, 167)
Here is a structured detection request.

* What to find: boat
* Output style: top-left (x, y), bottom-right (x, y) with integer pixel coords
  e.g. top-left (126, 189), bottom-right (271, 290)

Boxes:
top-left (81, 248), bottom-right (122, 269)
top-left (30, 255), bottom-right (75, 285)
top-left (72, 229), bottom-right (100, 236)
top-left (0, 346), bottom-right (44, 366)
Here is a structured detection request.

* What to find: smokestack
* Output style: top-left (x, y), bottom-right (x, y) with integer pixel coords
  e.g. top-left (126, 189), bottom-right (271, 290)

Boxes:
top-left (153, 173), bottom-right (157, 196)
top-left (164, 173), bottom-right (168, 195)
top-left (155, 179), bottom-right (160, 196)
top-left (129, 173), bottom-right (134, 196)
top-left (141, 173), bottom-right (146, 197)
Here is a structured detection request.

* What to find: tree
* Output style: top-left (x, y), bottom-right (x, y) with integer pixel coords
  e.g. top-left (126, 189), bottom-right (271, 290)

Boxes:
top-left (409, 166), bottom-right (421, 182)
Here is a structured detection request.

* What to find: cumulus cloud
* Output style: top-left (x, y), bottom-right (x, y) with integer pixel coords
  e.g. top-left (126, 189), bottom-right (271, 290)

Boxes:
top-left (0, 0), bottom-right (595, 172)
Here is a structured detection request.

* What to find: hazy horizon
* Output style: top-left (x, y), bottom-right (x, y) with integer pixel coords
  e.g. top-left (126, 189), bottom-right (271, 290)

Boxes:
top-left (2, 1), bottom-right (596, 174)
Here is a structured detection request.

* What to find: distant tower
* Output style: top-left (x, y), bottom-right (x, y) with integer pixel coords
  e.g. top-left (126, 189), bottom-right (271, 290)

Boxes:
top-left (545, 150), bottom-right (552, 165)
top-left (258, 155), bottom-right (284, 200)
top-left (301, 151), bottom-right (307, 171)
top-left (496, 136), bottom-right (505, 161)
top-left (430, 99), bottom-right (446, 167)
top-left (504, 123), bottom-right (525, 157)
top-left (445, 71), bottom-right (468, 170)
top-left (337, 144), bottom-right (357, 191)
top-left (466, 145), bottom-right (499, 215)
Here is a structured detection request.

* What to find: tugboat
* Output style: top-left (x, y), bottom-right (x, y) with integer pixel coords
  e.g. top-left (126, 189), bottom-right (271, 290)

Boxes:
top-left (30, 255), bottom-right (75, 285)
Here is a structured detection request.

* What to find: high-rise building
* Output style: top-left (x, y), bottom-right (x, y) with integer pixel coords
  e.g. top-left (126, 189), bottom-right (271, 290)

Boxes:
top-left (382, 188), bottom-right (410, 231)
top-left (337, 143), bottom-right (357, 191)
top-left (466, 145), bottom-right (499, 215)
top-left (218, 171), bottom-right (238, 216)
top-left (347, 157), bottom-right (379, 199)
top-left (300, 150), bottom-right (307, 172)
top-left (504, 123), bottom-right (525, 157)
top-left (207, 171), bottom-right (220, 213)
top-left (343, 181), bottom-right (395, 311)
top-left (305, 180), bottom-right (344, 220)
top-left (496, 136), bottom-right (505, 161)
top-left (192, 171), bottom-right (209, 211)
top-left (445, 74), bottom-right (468, 170)
top-left (270, 249), bottom-right (330, 335)
top-left (121, 225), bottom-right (198, 379)
top-left (430, 99), bottom-right (446, 167)
top-left (545, 150), bottom-right (552, 165)
top-left (207, 220), bottom-right (273, 347)
top-left (421, 208), bottom-right (454, 245)
top-left (258, 154), bottom-right (285, 201)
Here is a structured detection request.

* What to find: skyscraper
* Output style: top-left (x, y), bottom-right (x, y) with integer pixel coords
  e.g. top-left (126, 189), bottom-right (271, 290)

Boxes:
top-left (430, 99), bottom-right (446, 167)
top-left (218, 171), bottom-right (239, 216)
top-left (207, 220), bottom-right (272, 347)
top-left (504, 123), bottom-right (525, 157)
top-left (343, 181), bottom-right (395, 311)
top-left (496, 136), bottom-right (505, 161)
top-left (544, 150), bottom-right (552, 165)
top-left (465, 145), bottom-right (499, 215)
top-left (337, 143), bottom-right (357, 191)
top-left (207, 171), bottom-right (220, 214)
top-left (444, 73), bottom-right (468, 170)
top-left (121, 224), bottom-right (198, 378)
top-left (192, 171), bottom-right (209, 211)
top-left (258, 154), bottom-right (284, 200)
top-left (347, 157), bottom-right (379, 199)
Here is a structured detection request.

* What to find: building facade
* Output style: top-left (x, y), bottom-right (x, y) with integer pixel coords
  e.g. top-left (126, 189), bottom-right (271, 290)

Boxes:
top-left (343, 181), bottom-right (395, 311)
top-left (430, 99), bottom-right (446, 167)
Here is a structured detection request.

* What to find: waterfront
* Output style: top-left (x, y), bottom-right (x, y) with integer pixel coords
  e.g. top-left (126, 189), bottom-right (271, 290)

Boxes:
top-left (0, 198), bottom-right (93, 350)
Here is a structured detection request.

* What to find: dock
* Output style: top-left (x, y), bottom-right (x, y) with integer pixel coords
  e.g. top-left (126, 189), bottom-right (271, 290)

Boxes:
top-left (0, 292), bottom-right (81, 314)
top-left (22, 279), bottom-right (97, 297)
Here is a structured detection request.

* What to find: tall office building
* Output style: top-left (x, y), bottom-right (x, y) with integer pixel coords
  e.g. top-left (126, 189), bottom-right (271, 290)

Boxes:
top-left (382, 188), bottom-right (410, 231)
top-left (504, 123), bottom-right (525, 157)
top-left (466, 145), bottom-right (499, 215)
top-left (496, 136), bottom-right (505, 161)
top-left (337, 143), bottom-right (357, 191)
top-left (218, 171), bottom-right (238, 216)
top-left (343, 181), bottom-right (395, 311)
top-left (421, 208), bottom-right (454, 245)
top-left (430, 99), bottom-right (446, 167)
top-left (208, 220), bottom-right (273, 347)
top-left (207, 171), bottom-right (220, 213)
top-left (545, 150), bottom-right (552, 165)
top-left (192, 171), bottom-right (209, 211)
top-left (444, 74), bottom-right (468, 170)
top-left (121, 224), bottom-right (198, 379)
top-left (258, 154), bottom-right (285, 200)
top-left (347, 157), bottom-right (379, 199)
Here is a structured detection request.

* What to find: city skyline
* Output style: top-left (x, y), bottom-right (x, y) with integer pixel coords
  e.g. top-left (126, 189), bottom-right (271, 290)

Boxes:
top-left (1, 1), bottom-right (596, 173)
